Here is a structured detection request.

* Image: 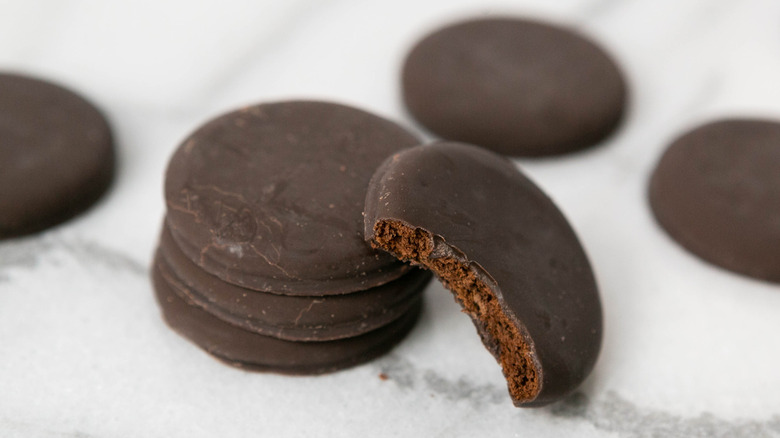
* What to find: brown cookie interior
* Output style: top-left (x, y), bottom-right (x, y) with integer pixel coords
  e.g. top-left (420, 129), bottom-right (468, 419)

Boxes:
top-left (371, 219), bottom-right (539, 404)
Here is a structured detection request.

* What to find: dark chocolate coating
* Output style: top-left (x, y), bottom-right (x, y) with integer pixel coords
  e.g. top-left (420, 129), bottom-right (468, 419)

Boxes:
top-left (402, 18), bottom-right (626, 156)
top-left (0, 73), bottom-right (114, 238)
top-left (649, 119), bottom-right (780, 283)
top-left (157, 223), bottom-right (431, 341)
top-left (364, 142), bottom-right (602, 406)
top-left (152, 256), bottom-right (423, 375)
top-left (165, 101), bottom-right (418, 295)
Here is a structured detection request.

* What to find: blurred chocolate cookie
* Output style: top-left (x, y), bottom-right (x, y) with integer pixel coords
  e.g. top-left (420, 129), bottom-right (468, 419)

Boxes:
top-left (0, 73), bottom-right (114, 238)
top-left (649, 119), bottom-right (780, 283)
top-left (402, 18), bottom-right (627, 156)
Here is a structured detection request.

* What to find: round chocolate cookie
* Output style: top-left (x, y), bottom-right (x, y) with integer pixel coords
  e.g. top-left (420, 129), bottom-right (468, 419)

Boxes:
top-left (401, 18), bottom-right (627, 156)
top-left (649, 119), bottom-right (780, 283)
top-left (152, 256), bottom-right (422, 375)
top-left (157, 223), bottom-right (431, 341)
top-left (0, 73), bottom-right (114, 238)
top-left (165, 101), bottom-right (419, 295)
top-left (364, 142), bottom-right (602, 406)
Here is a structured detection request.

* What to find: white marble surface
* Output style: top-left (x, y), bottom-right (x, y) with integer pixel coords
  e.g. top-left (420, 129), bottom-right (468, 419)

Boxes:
top-left (2, 0), bottom-right (780, 436)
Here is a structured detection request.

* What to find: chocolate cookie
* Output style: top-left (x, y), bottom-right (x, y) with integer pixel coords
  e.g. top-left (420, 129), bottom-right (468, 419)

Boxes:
top-left (0, 73), bottom-right (114, 238)
top-left (165, 101), bottom-right (419, 295)
top-left (153, 255), bottom-right (422, 375)
top-left (649, 119), bottom-right (780, 283)
top-left (157, 223), bottom-right (431, 341)
top-left (364, 142), bottom-right (602, 406)
top-left (401, 18), bottom-right (627, 156)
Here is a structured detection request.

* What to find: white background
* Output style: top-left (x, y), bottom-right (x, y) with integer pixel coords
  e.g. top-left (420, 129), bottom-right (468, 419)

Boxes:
top-left (1, 0), bottom-right (780, 436)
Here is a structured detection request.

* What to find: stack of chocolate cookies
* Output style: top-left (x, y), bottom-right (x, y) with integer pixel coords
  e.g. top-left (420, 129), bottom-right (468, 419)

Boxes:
top-left (151, 101), bottom-right (431, 374)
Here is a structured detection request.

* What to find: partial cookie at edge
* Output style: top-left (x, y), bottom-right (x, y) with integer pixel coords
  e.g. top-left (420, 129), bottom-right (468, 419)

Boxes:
top-left (649, 118), bottom-right (780, 283)
top-left (0, 72), bottom-right (114, 238)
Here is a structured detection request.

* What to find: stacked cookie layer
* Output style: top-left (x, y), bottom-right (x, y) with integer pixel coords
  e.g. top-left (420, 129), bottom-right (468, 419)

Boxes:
top-left (152, 101), bottom-right (431, 374)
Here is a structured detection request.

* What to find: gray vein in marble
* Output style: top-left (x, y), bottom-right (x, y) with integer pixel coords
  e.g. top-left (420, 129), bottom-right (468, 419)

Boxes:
top-left (0, 234), bottom-right (146, 280)
top-left (549, 391), bottom-right (780, 438)
top-left (376, 354), bottom-right (507, 406)
top-left (58, 238), bottom-right (146, 277)
top-left (376, 354), bottom-right (780, 436)
top-left (0, 236), bottom-right (57, 278)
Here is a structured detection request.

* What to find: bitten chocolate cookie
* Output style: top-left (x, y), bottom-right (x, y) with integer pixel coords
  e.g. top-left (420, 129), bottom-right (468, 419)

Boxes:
top-left (165, 101), bottom-right (419, 295)
top-left (158, 223), bottom-right (431, 341)
top-left (0, 73), bottom-right (114, 238)
top-left (649, 119), bottom-right (780, 283)
top-left (153, 254), bottom-right (422, 375)
top-left (401, 18), bottom-right (627, 156)
top-left (364, 142), bottom-right (602, 406)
